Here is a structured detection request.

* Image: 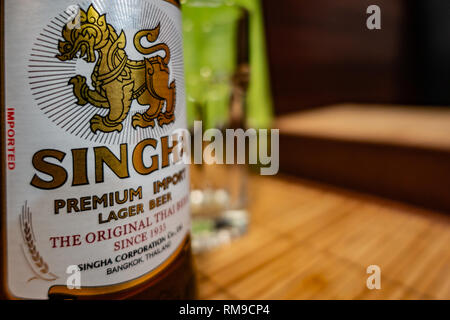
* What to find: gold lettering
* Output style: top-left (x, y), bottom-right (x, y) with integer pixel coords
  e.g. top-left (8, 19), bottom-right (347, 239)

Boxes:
top-left (130, 186), bottom-right (143, 202)
top-left (31, 149), bottom-right (67, 190)
top-left (94, 144), bottom-right (129, 183)
top-left (72, 148), bottom-right (89, 186)
top-left (161, 136), bottom-right (177, 168)
top-left (93, 194), bottom-right (108, 209)
top-left (132, 138), bottom-right (158, 175)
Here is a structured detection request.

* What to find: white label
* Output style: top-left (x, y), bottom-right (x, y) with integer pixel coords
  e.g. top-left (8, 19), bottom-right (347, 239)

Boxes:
top-left (4, 0), bottom-right (189, 299)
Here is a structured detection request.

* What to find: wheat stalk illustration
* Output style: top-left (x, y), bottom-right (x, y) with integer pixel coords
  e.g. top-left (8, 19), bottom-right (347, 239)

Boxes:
top-left (19, 202), bottom-right (58, 282)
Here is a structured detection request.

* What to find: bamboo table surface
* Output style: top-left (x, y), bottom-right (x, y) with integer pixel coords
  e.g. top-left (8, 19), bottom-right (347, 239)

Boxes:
top-left (194, 174), bottom-right (450, 300)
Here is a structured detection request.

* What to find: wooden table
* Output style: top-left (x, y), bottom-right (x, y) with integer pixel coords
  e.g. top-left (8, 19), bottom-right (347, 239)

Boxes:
top-left (194, 174), bottom-right (450, 299)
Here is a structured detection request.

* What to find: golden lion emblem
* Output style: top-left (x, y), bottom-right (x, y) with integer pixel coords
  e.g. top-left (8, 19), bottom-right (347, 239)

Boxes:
top-left (56, 5), bottom-right (176, 133)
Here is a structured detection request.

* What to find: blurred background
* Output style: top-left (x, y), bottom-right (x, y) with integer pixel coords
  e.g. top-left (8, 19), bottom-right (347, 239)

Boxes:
top-left (182, 0), bottom-right (450, 300)
top-left (265, 0), bottom-right (450, 213)
top-left (264, 0), bottom-right (450, 111)
top-left (263, 0), bottom-right (450, 214)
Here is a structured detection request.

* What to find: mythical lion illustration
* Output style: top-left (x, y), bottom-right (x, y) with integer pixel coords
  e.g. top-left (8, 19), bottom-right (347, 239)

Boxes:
top-left (56, 5), bottom-right (176, 133)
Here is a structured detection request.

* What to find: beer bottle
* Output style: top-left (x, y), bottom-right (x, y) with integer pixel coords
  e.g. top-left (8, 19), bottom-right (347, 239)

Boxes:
top-left (0, 0), bottom-right (196, 299)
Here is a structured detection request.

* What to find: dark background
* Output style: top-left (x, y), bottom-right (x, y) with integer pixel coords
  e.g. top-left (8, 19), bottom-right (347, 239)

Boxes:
top-left (262, 0), bottom-right (450, 115)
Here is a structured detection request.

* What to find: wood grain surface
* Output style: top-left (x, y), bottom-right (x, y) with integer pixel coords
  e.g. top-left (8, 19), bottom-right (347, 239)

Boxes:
top-left (276, 103), bottom-right (450, 213)
top-left (275, 104), bottom-right (450, 150)
top-left (194, 174), bottom-right (450, 300)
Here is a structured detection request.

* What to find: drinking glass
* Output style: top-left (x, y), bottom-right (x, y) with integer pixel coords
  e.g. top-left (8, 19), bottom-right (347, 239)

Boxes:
top-left (182, 0), bottom-right (251, 252)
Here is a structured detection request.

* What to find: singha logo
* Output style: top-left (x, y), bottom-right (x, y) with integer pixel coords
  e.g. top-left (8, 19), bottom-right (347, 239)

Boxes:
top-left (56, 5), bottom-right (176, 134)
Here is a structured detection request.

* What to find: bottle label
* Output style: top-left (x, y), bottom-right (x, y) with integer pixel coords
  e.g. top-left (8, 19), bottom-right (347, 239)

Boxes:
top-left (3, 0), bottom-right (189, 299)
